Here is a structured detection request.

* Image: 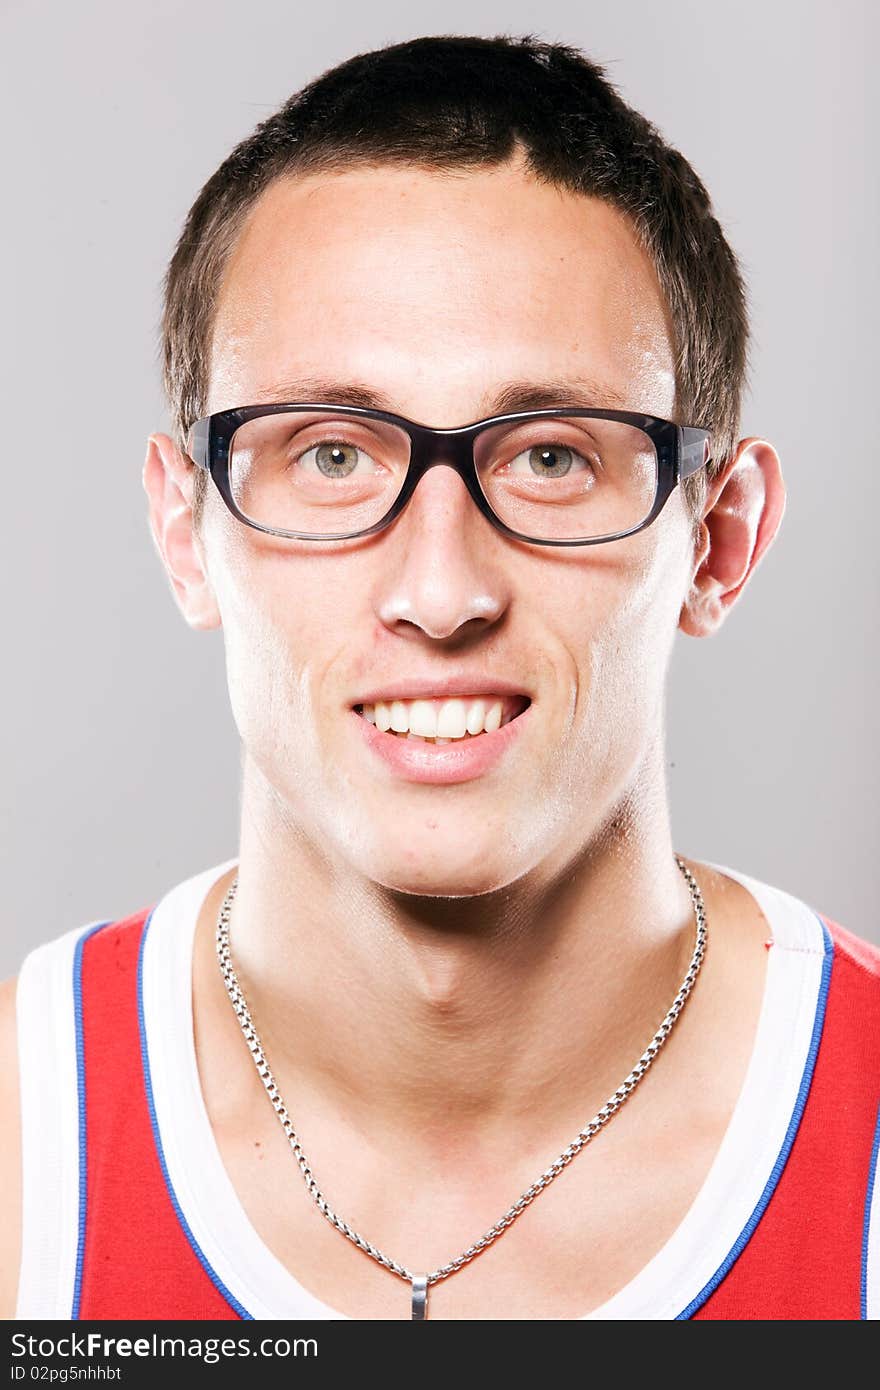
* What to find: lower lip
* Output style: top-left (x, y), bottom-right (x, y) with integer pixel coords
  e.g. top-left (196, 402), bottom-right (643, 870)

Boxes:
top-left (350, 703), bottom-right (533, 785)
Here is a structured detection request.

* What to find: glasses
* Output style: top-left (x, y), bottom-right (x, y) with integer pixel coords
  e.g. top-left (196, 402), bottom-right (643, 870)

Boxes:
top-left (186, 403), bottom-right (712, 547)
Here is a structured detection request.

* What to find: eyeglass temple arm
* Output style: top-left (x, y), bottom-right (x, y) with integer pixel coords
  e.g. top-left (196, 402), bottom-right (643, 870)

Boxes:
top-left (186, 418), bottom-right (211, 471)
top-left (678, 427), bottom-right (712, 479)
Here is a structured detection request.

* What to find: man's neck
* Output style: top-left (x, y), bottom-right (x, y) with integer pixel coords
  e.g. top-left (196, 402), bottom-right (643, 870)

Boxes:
top-left (194, 753), bottom-right (704, 1146)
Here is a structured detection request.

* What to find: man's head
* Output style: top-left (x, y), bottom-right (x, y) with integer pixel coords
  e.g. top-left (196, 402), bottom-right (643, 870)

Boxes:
top-left (144, 34), bottom-right (784, 897)
top-left (161, 34), bottom-right (753, 537)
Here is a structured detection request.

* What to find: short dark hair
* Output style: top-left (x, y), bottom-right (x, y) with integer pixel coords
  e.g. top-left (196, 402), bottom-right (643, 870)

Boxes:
top-left (161, 33), bottom-right (749, 538)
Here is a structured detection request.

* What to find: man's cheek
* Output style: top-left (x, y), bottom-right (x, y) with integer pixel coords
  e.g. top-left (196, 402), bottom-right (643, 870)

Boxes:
top-left (225, 633), bottom-right (298, 743)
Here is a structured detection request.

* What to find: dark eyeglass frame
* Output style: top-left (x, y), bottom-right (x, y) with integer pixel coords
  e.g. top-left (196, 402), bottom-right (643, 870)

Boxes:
top-left (186, 403), bottom-right (713, 547)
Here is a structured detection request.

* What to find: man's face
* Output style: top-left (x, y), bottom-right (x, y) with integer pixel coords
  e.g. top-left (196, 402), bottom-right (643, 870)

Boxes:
top-left (199, 154), bottom-right (693, 896)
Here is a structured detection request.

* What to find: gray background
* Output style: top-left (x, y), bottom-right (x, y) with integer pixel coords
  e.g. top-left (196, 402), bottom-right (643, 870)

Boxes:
top-left (1, 0), bottom-right (876, 975)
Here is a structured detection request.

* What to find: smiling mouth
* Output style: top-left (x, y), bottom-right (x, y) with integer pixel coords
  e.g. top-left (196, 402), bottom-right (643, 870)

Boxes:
top-left (353, 694), bottom-right (531, 744)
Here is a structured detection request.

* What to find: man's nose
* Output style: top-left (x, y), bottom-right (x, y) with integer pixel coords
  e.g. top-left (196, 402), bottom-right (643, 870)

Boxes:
top-left (373, 462), bottom-right (512, 640)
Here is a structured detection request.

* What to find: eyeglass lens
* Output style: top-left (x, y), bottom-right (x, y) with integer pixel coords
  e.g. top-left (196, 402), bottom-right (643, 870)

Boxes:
top-left (226, 409), bottom-right (659, 541)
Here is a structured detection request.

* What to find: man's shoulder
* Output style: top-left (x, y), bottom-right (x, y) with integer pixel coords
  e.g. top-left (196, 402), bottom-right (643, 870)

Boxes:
top-left (0, 975), bottom-right (21, 1318)
top-left (799, 910), bottom-right (880, 1079)
top-left (817, 912), bottom-right (880, 987)
top-left (16, 856), bottom-right (237, 977)
top-left (707, 857), bottom-right (879, 976)
top-left (0, 976), bottom-right (18, 1052)
top-left (13, 910), bottom-right (147, 990)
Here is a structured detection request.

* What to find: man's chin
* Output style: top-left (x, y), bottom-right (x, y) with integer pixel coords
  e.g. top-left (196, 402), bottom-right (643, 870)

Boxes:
top-left (365, 844), bottom-right (526, 900)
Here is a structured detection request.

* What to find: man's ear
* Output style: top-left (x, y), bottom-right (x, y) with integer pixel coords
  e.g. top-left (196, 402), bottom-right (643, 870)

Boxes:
top-left (679, 436), bottom-right (786, 638)
top-left (142, 433), bottom-right (222, 630)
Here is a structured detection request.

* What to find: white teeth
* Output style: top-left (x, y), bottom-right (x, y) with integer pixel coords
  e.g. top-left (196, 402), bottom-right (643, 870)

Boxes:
top-left (484, 700), bottom-right (503, 733)
top-left (437, 698), bottom-right (468, 739)
top-left (359, 695), bottom-right (513, 740)
top-left (408, 699), bottom-right (439, 738)
top-left (466, 699), bottom-right (487, 735)
top-left (389, 700), bottom-right (409, 734)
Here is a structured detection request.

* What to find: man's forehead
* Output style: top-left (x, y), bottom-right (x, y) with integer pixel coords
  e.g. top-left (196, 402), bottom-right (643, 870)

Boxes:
top-left (209, 162), bottom-right (676, 419)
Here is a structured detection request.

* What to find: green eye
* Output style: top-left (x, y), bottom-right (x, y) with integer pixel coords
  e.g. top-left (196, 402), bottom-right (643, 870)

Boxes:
top-left (505, 442), bottom-right (593, 478)
top-left (313, 442), bottom-right (361, 476)
top-left (527, 444), bottom-right (574, 476)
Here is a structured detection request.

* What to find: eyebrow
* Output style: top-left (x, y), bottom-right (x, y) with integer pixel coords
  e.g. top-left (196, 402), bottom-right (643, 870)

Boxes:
top-left (251, 373), bottom-right (631, 418)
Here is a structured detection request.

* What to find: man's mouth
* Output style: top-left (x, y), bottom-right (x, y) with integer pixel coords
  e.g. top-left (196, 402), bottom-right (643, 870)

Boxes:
top-left (353, 694), bottom-right (531, 744)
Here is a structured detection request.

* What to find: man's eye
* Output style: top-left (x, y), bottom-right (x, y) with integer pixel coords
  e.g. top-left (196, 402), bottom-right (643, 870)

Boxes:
top-left (296, 441), bottom-right (376, 477)
top-left (504, 443), bottom-right (595, 478)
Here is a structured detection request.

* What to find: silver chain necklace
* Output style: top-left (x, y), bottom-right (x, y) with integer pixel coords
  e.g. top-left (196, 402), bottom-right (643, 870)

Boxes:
top-left (215, 852), bottom-right (707, 1320)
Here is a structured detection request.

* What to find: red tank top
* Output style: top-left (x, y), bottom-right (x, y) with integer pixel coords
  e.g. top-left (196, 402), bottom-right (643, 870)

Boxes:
top-left (13, 858), bottom-right (880, 1320)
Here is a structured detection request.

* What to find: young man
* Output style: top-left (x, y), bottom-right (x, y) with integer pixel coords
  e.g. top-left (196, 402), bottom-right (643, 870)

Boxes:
top-left (2, 34), bottom-right (878, 1322)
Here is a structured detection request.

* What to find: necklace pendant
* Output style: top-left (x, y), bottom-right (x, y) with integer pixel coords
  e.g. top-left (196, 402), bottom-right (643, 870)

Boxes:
top-left (411, 1274), bottom-right (428, 1320)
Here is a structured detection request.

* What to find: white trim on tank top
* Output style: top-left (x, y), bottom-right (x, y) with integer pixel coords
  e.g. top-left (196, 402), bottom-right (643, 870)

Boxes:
top-left (15, 916), bottom-right (109, 1318)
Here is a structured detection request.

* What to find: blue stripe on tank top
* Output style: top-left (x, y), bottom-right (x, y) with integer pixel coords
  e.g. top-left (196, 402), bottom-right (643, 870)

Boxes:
top-left (71, 920), bottom-right (114, 1321)
top-left (136, 907), bottom-right (253, 1319)
top-left (675, 914), bottom-right (835, 1319)
top-left (861, 1098), bottom-right (880, 1319)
